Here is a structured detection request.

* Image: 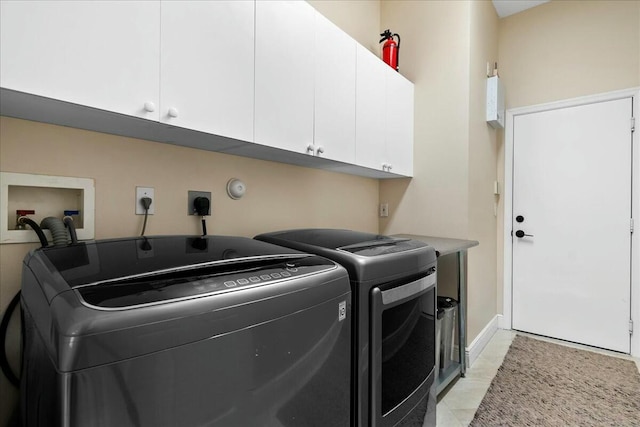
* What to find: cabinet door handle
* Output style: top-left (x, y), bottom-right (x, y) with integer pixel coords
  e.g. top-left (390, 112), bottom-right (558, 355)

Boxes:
top-left (387, 164), bottom-right (393, 172)
top-left (168, 107), bottom-right (179, 118)
top-left (306, 144), bottom-right (315, 155)
top-left (315, 146), bottom-right (324, 156)
top-left (382, 163), bottom-right (388, 171)
top-left (143, 101), bottom-right (156, 113)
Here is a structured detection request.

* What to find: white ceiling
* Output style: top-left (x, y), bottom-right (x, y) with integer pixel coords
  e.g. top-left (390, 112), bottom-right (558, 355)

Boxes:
top-left (492, 0), bottom-right (550, 18)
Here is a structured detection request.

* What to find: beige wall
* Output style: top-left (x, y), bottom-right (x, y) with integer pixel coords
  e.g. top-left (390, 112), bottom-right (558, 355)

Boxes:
top-left (0, 117), bottom-right (379, 423)
top-left (379, 0), bottom-right (499, 343)
top-left (467, 0), bottom-right (500, 341)
top-left (496, 0), bottom-right (640, 314)
top-left (499, 0), bottom-right (640, 110)
top-left (308, 0), bottom-right (380, 53)
top-left (379, 0), bottom-right (471, 239)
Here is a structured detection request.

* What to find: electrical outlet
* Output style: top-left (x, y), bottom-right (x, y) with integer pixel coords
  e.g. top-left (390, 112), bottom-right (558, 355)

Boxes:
top-left (136, 187), bottom-right (155, 215)
top-left (188, 190), bottom-right (212, 215)
top-left (379, 203), bottom-right (389, 217)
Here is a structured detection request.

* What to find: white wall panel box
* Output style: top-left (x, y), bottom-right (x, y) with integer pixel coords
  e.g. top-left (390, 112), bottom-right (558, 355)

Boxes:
top-left (486, 76), bottom-right (505, 129)
top-left (0, 172), bottom-right (95, 244)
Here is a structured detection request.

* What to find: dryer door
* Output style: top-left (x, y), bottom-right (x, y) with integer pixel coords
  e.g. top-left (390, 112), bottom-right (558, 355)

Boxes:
top-left (369, 271), bottom-right (436, 426)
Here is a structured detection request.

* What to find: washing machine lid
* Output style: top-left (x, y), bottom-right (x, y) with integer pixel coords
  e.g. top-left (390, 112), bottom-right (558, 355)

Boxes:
top-left (255, 229), bottom-right (428, 256)
top-left (255, 229), bottom-right (436, 284)
top-left (256, 229), bottom-right (398, 252)
top-left (75, 254), bottom-right (333, 309)
top-left (29, 235), bottom-right (312, 303)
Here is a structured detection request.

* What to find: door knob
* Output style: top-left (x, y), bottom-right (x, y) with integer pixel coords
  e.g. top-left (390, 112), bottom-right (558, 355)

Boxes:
top-left (516, 215), bottom-right (525, 223)
top-left (168, 107), bottom-right (179, 118)
top-left (515, 230), bottom-right (534, 238)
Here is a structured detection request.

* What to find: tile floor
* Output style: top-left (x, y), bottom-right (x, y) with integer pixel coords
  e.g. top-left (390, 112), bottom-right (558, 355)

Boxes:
top-left (434, 329), bottom-right (640, 427)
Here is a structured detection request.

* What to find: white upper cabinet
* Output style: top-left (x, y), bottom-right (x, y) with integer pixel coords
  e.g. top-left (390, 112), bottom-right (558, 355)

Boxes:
top-left (0, 0), bottom-right (160, 121)
top-left (313, 12), bottom-right (356, 164)
top-left (254, 1), bottom-right (315, 153)
top-left (355, 46), bottom-right (387, 171)
top-left (160, 1), bottom-right (254, 142)
top-left (254, 1), bottom-right (356, 163)
top-left (355, 45), bottom-right (414, 176)
top-left (384, 69), bottom-right (414, 176)
top-left (0, 0), bottom-right (414, 178)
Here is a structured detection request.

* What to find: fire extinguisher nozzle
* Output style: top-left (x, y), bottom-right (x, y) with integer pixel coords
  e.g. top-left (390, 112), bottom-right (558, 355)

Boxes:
top-left (379, 29), bottom-right (393, 43)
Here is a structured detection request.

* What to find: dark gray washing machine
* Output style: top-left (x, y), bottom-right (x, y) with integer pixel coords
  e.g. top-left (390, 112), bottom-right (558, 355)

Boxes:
top-left (20, 235), bottom-right (351, 427)
top-left (255, 229), bottom-right (437, 427)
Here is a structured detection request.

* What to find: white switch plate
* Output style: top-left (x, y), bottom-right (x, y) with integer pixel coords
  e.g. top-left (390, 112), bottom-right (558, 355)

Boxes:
top-left (136, 187), bottom-right (155, 215)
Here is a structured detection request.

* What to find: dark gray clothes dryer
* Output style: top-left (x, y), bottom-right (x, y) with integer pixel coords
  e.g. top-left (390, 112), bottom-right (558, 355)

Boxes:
top-left (255, 229), bottom-right (438, 427)
top-left (20, 235), bottom-right (351, 427)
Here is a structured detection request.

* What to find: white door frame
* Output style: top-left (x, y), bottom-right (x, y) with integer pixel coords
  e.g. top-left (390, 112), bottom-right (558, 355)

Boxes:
top-left (502, 87), bottom-right (640, 356)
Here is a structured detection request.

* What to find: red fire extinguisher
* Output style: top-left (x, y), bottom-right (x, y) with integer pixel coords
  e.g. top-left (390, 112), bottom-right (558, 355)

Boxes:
top-left (380, 29), bottom-right (400, 71)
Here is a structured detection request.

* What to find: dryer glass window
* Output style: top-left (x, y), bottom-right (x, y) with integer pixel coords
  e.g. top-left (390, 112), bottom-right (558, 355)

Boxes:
top-left (380, 287), bottom-right (435, 415)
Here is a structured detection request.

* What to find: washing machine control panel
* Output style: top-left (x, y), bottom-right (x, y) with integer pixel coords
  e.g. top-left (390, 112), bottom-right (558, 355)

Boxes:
top-left (76, 255), bottom-right (335, 309)
top-left (218, 261), bottom-right (306, 289)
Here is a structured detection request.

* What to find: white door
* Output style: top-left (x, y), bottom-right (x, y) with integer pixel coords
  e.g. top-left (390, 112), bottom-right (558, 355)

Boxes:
top-left (0, 0), bottom-right (160, 120)
top-left (160, 1), bottom-right (254, 142)
top-left (512, 98), bottom-right (633, 353)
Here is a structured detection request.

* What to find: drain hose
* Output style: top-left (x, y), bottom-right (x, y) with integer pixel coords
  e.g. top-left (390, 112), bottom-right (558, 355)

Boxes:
top-left (0, 292), bottom-right (20, 388)
top-left (0, 218), bottom-right (52, 388)
top-left (40, 217), bottom-right (68, 246)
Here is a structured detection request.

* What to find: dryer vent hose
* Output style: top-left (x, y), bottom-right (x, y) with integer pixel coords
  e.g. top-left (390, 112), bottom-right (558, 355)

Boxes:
top-left (40, 217), bottom-right (69, 246)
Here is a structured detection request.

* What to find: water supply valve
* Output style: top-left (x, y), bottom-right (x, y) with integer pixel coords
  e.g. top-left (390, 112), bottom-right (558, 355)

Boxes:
top-left (15, 210), bottom-right (35, 229)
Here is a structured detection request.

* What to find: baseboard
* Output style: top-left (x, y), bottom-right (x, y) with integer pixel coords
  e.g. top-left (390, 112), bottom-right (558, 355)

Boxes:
top-left (497, 314), bottom-right (507, 329)
top-left (465, 315), bottom-right (500, 367)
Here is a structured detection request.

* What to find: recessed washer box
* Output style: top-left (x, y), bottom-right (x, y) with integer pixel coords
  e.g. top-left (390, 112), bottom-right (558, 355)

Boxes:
top-left (0, 172), bottom-right (95, 244)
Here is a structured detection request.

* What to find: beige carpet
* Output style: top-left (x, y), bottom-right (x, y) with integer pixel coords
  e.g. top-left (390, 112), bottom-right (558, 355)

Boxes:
top-left (470, 335), bottom-right (640, 426)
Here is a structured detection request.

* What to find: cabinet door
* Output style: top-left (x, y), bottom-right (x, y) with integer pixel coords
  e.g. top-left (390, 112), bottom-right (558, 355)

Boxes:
top-left (385, 70), bottom-right (414, 176)
top-left (160, 1), bottom-right (254, 142)
top-left (355, 46), bottom-right (387, 171)
top-left (254, 1), bottom-right (314, 153)
top-left (313, 12), bottom-right (356, 163)
top-left (0, 1), bottom-right (160, 120)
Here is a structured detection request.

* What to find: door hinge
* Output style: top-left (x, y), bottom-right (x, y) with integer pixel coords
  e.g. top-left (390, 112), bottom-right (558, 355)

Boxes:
top-left (632, 117), bottom-right (636, 132)
top-left (632, 218), bottom-right (635, 234)
top-left (630, 319), bottom-right (634, 335)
